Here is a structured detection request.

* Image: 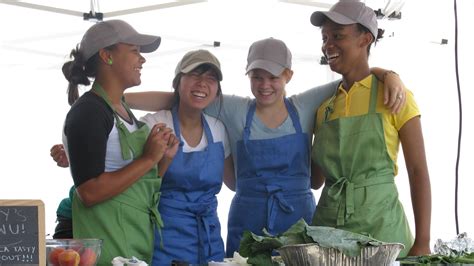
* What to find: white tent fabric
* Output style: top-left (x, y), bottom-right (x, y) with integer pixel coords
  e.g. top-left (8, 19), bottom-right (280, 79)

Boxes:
top-left (1, 0), bottom-right (473, 248)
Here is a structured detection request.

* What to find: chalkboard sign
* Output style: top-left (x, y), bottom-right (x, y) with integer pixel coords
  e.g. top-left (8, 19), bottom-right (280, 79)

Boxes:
top-left (0, 200), bottom-right (45, 266)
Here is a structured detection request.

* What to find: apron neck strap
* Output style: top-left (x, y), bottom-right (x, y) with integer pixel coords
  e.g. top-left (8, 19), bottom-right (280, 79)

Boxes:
top-left (368, 74), bottom-right (379, 114)
top-left (171, 105), bottom-right (215, 146)
top-left (324, 81), bottom-right (341, 122)
top-left (92, 83), bottom-right (142, 125)
top-left (243, 98), bottom-right (302, 141)
top-left (92, 82), bottom-right (145, 160)
top-left (284, 98), bottom-right (303, 133)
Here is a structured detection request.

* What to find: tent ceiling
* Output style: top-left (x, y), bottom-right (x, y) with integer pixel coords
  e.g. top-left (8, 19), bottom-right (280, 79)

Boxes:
top-left (1, 0), bottom-right (410, 70)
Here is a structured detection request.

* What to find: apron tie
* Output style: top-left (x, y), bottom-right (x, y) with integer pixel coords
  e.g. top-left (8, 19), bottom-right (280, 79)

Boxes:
top-left (150, 192), bottom-right (164, 248)
top-left (327, 176), bottom-right (395, 226)
top-left (193, 205), bottom-right (214, 264)
top-left (195, 213), bottom-right (212, 264)
top-left (327, 177), bottom-right (354, 226)
top-left (266, 185), bottom-right (295, 231)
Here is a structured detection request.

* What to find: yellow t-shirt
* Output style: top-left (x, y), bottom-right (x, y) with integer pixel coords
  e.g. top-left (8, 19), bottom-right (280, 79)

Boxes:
top-left (314, 75), bottom-right (420, 174)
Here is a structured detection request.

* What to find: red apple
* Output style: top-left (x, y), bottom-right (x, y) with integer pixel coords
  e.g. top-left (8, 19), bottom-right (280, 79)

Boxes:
top-left (48, 247), bottom-right (65, 265)
top-left (79, 248), bottom-right (97, 266)
top-left (58, 249), bottom-right (80, 266)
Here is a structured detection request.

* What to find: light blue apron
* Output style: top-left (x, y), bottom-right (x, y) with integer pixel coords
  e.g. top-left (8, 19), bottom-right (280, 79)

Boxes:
top-left (152, 106), bottom-right (225, 265)
top-left (226, 98), bottom-right (316, 257)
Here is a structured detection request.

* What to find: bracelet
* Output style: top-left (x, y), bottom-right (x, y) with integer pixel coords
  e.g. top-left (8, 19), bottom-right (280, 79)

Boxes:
top-left (382, 70), bottom-right (398, 82)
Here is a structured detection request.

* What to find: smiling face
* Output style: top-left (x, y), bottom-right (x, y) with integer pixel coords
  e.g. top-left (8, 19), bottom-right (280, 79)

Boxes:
top-left (249, 68), bottom-right (292, 108)
top-left (177, 64), bottom-right (220, 111)
top-left (320, 20), bottom-right (372, 76)
top-left (108, 43), bottom-right (146, 89)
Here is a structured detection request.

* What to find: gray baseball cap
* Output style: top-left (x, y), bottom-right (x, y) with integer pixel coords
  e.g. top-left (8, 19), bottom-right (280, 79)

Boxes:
top-left (310, 0), bottom-right (378, 41)
top-left (79, 19), bottom-right (161, 62)
top-left (175, 49), bottom-right (222, 81)
top-left (246, 37), bottom-right (292, 76)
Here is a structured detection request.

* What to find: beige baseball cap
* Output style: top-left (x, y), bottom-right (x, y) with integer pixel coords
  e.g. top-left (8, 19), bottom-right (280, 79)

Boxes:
top-left (246, 37), bottom-right (292, 76)
top-left (79, 19), bottom-right (161, 62)
top-left (174, 49), bottom-right (223, 81)
top-left (310, 0), bottom-right (378, 40)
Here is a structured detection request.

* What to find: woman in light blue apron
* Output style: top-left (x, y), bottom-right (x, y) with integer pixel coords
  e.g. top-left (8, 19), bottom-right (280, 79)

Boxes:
top-left (141, 50), bottom-right (234, 266)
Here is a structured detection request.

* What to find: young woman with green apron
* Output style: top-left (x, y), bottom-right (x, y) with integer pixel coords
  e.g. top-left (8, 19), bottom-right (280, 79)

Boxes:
top-left (71, 84), bottom-right (164, 265)
top-left (312, 77), bottom-right (414, 257)
top-left (61, 20), bottom-right (168, 265)
top-left (310, 1), bottom-right (431, 257)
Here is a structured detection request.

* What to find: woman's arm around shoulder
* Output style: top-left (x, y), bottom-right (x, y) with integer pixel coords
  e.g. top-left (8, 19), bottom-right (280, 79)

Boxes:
top-left (371, 67), bottom-right (407, 113)
top-left (125, 91), bottom-right (174, 111)
top-left (292, 80), bottom-right (340, 109)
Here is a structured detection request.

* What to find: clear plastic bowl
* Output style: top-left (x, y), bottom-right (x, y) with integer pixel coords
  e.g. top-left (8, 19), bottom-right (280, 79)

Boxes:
top-left (46, 238), bottom-right (102, 266)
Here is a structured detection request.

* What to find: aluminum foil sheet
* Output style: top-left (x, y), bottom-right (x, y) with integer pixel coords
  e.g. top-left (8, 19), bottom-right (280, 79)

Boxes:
top-left (434, 232), bottom-right (474, 256)
top-left (278, 243), bottom-right (403, 266)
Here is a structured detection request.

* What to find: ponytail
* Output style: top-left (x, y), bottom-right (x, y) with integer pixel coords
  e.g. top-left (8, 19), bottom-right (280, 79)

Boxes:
top-left (62, 45), bottom-right (100, 105)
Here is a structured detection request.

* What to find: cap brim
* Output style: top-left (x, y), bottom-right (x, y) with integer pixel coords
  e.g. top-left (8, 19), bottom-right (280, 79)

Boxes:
top-left (310, 11), bottom-right (356, 26)
top-left (181, 61), bottom-right (223, 81)
top-left (246, 59), bottom-right (285, 76)
top-left (123, 34), bottom-right (161, 53)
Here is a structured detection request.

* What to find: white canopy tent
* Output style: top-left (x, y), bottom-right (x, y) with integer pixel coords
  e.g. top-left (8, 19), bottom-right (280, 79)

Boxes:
top-left (1, 0), bottom-right (473, 248)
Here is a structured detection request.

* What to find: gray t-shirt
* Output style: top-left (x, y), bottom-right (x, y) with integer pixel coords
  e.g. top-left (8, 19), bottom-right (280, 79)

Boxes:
top-left (205, 80), bottom-right (339, 172)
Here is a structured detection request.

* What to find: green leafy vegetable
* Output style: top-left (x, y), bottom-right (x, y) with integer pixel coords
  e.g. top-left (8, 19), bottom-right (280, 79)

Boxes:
top-left (305, 226), bottom-right (382, 257)
top-left (398, 252), bottom-right (474, 265)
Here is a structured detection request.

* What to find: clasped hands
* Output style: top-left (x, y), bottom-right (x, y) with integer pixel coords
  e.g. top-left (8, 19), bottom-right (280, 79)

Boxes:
top-left (144, 123), bottom-right (179, 164)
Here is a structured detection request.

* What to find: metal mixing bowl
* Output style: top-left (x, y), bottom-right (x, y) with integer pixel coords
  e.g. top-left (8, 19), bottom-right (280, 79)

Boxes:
top-left (278, 242), bottom-right (404, 266)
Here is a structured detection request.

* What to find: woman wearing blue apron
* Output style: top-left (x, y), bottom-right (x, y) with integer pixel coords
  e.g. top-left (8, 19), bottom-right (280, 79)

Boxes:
top-left (140, 50), bottom-right (233, 265)
top-left (226, 97), bottom-right (316, 256)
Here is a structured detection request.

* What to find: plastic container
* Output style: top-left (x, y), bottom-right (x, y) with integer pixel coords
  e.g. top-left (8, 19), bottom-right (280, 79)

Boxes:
top-left (46, 238), bottom-right (103, 266)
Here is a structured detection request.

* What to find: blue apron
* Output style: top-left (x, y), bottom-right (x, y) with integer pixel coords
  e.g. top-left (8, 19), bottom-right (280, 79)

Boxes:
top-left (226, 98), bottom-right (316, 257)
top-left (152, 106), bottom-right (225, 266)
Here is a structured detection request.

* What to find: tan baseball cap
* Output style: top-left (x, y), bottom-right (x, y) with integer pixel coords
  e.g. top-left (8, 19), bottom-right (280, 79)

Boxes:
top-left (246, 37), bottom-right (292, 76)
top-left (79, 19), bottom-right (161, 61)
top-left (174, 49), bottom-right (223, 81)
top-left (310, 0), bottom-right (378, 40)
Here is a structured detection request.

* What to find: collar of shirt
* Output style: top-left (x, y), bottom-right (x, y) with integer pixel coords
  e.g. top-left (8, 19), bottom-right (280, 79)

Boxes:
top-left (334, 74), bottom-right (373, 116)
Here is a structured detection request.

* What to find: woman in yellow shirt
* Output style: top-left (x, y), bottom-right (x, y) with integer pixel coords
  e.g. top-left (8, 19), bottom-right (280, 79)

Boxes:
top-left (309, 0), bottom-right (432, 258)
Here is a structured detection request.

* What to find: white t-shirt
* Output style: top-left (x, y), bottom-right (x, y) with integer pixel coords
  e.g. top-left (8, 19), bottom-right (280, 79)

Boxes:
top-left (140, 110), bottom-right (231, 158)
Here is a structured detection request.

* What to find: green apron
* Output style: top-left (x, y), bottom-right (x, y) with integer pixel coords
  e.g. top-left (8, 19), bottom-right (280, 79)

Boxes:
top-left (311, 75), bottom-right (413, 258)
top-left (72, 83), bottom-right (163, 265)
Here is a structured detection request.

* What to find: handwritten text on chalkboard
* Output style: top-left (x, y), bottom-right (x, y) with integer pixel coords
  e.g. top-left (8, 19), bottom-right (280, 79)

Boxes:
top-left (0, 206), bottom-right (39, 264)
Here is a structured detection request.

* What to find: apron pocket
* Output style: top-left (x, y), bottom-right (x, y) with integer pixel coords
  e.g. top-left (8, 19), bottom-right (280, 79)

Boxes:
top-left (119, 202), bottom-right (153, 261)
